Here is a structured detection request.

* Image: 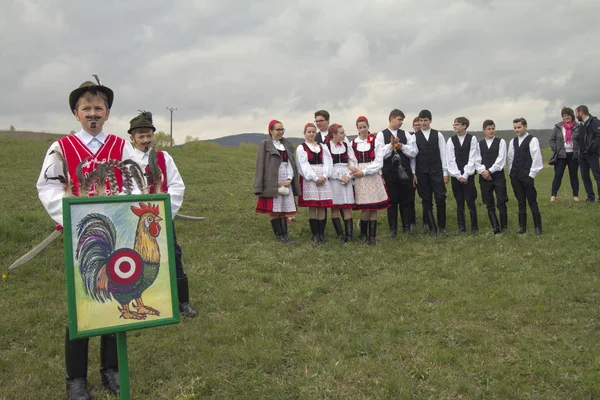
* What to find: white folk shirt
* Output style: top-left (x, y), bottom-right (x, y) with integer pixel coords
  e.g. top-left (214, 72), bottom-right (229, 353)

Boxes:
top-left (271, 139), bottom-right (295, 181)
top-left (507, 133), bottom-right (544, 178)
top-left (475, 136), bottom-right (507, 174)
top-left (295, 142), bottom-right (333, 181)
top-left (419, 129), bottom-right (449, 176)
top-left (351, 136), bottom-right (385, 175)
top-left (375, 128), bottom-right (419, 160)
top-left (446, 133), bottom-right (480, 180)
top-left (130, 148), bottom-right (185, 218)
top-left (36, 129), bottom-right (138, 226)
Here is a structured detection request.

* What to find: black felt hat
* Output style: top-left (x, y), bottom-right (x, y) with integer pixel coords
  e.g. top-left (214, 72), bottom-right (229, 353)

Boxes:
top-left (128, 111), bottom-right (156, 134)
top-left (69, 75), bottom-right (114, 113)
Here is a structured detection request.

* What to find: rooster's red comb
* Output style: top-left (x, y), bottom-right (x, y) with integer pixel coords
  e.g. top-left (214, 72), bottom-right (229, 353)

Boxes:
top-left (131, 202), bottom-right (160, 217)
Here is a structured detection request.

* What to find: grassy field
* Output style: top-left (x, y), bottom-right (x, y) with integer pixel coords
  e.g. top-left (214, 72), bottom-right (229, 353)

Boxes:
top-left (1, 137), bottom-right (599, 399)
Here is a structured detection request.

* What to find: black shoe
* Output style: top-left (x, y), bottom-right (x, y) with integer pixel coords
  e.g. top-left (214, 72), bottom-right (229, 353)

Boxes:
top-left (534, 227), bottom-right (542, 236)
top-left (332, 218), bottom-right (346, 244)
top-left (586, 198), bottom-right (595, 203)
top-left (516, 213), bottom-right (526, 234)
top-left (179, 302), bottom-right (198, 318)
top-left (516, 226), bottom-right (526, 234)
top-left (100, 368), bottom-right (120, 395)
top-left (438, 228), bottom-right (446, 235)
top-left (389, 228), bottom-right (397, 238)
top-left (368, 220), bottom-right (377, 245)
top-left (471, 227), bottom-right (479, 235)
top-left (270, 219), bottom-right (287, 243)
top-left (279, 218), bottom-right (295, 243)
top-left (359, 220), bottom-right (368, 243)
top-left (66, 377), bottom-right (92, 400)
top-left (344, 218), bottom-right (353, 242)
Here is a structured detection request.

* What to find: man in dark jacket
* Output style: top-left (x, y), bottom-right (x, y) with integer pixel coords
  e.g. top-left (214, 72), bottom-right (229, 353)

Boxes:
top-left (575, 105), bottom-right (600, 202)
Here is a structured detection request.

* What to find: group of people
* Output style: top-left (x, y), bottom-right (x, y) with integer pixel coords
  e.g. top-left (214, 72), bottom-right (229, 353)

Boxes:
top-left (254, 106), bottom-right (600, 243)
top-left (36, 78), bottom-right (197, 400)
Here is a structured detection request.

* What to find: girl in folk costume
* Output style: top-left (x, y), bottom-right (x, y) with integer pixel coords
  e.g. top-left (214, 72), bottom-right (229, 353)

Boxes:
top-left (296, 122), bottom-right (334, 244)
top-left (326, 123), bottom-right (356, 243)
top-left (349, 116), bottom-right (390, 245)
top-left (254, 120), bottom-right (301, 243)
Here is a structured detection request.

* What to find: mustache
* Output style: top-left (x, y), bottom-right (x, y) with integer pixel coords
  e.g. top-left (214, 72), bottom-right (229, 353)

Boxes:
top-left (86, 116), bottom-right (101, 121)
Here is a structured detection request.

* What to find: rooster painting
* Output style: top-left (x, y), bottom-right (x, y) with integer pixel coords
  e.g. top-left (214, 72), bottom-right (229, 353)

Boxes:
top-left (75, 202), bottom-right (164, 320)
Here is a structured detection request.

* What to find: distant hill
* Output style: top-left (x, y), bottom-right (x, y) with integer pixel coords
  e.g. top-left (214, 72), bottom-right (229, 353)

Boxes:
top-left (0, 130), bottom-right (65, 141)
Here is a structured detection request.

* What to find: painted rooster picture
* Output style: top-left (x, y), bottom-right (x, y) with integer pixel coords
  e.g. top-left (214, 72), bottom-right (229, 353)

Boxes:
top-left (75, 203), bottom-right (164, 320)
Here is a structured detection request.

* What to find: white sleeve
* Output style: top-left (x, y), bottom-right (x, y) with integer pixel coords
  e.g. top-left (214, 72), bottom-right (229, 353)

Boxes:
top-left (507, 139), bottom-right (515, 173)
top-left (446, 138), bottom-right (461, 179)
top-left (376, 131), bottom-right (394, 160)
top-left (410, 157), bottom-right (416, 174)
top-left (295, 145), bottom-right (318, 181)
top-left (162, 151), bottom-right (185, 218)
top-left (321, 144), bottom-right (333, 178)
top-left (362, 139), bottom-right (384, 175)
top-left (401, 133), bottom-right (418, 158)
top-left (439, 132), bottom-right (448, 176)
top-left (490, 139), bottom-right (507, 173)
top-left (36, 141), bottom-right (67, 226)
top-left (463, 137), bottom-right (479, 178)
top-left (286, 159), bottom-right (294, 180)
top-left (347, 143), bottom-right (358, 167)
top-left (529, 137), bottom-right (544, 178)
top-left (475, 142), bottom-right (485, 174)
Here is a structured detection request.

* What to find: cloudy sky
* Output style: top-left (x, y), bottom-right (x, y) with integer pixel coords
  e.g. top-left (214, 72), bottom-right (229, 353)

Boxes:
top-left (2, 0), bottom-right (599, 142)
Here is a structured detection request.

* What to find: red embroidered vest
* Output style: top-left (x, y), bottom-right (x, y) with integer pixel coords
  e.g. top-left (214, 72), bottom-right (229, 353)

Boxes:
top-left (58, 134), bottom-right (125, 197)
top-left (145, 151), bottom-right (168, 194)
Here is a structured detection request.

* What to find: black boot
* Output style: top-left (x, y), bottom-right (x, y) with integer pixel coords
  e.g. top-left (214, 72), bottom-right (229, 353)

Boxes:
top-left (271, 219), bottom-right (287, 243)
top-left (422, 208), bottom-right (428, 228)
top-left (499, 209), bottom-right (508, 232)
top-left (360, 220), bottom-right (368, 243)
top-left (488, 210), bottom-right (500, 234)
top-left (426, 209), bottom-right (438, 235)
top-left (317, 219), bottom-right (326, 243)
top-left (470, 209), bottom-right (479, 234)
top-left (178, 276), bottom-right (197, 318)
top-left (279, 217), bottom-right (294, 243)
top-left (368, 220), bottom-right (377, 245)
top-left (65, 328), bottom-right (91, 400)
top-left (344, 218), bottom-right (353, 242)
top-left (516, 213), bottom-right (527, 234)
top-left (409, 202), bottom-right (416, 230)
top-left (532, 212), bottom-right (542, 236)
top-left (309, 219), bottom-right (319, 243)
top-left (100, 334), bottom-right (119, 395)
top-left (437, 206), bottom-right (446, 234)
top-left (399, 206), bottom-right (411, 233)
top-left (456, 210), bottom-right (466, 234)
top-left (332, 217), bottom-right (346, 243)
top-left (387, 205), bottom-right (398, 238)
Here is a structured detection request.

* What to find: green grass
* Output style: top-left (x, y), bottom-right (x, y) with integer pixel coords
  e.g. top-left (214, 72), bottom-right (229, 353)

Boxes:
top-left (1, 138), bottom-right (599, 399)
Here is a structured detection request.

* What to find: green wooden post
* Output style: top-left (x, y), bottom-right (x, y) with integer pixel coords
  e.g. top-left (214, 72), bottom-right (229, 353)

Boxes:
top-left (116, 332), bottom-right (130, 400)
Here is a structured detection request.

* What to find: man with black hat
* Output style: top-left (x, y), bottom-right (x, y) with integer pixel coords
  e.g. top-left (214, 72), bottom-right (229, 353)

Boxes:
top-left (37, 77), bottom-right (136, 399)
top-left (128, 110), bottom-right (198, 318)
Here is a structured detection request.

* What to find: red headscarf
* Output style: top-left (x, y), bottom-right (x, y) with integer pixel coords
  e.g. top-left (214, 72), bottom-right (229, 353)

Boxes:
top-left (304, 122), bottom-right (316, 134)
top-left (268, 119), bottom-right (281, 133)
top-left (356, 116), bottom-right (369, 127)
top-left (328, 123), bottom-right (342, 140)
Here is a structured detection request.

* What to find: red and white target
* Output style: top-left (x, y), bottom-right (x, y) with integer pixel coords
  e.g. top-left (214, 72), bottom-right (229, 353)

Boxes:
top-left (107, 249), bottom-right (143, 285)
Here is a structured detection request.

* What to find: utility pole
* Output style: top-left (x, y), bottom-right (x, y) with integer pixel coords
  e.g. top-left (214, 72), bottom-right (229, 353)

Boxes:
top-left (166, 107), bottom-right (177, 147)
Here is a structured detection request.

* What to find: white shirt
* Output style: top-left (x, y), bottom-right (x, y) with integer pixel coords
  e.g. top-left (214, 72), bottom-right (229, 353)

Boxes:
top-left (295, 142), bottom-right (333, 181)
top-left (351, 136), bottom-right (384, 175)
top-left (475, 136), bottom-right (507, 174)
top-left (375, 128), bottom-right (419, 160)
top-left (417, 129), bottom-right (449, 176)
top-left (36, 129), bottom-right (138, 226)
top-left (130, 148), bottom-right (185, 218)
top-left (446, 133), bottom-right (479, 179)
top-left (507, 133), bottom-right (544, 178)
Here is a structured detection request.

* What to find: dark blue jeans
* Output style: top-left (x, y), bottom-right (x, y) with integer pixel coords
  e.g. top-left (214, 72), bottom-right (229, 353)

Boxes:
top-left (551, 152), bottom-right (579, 196)
top-left (579, 151), bottom-right (600, 201)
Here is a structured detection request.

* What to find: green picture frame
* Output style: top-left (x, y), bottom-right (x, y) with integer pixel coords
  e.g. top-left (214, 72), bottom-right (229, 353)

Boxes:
top-left (63, 194), bottom-right (180, 340)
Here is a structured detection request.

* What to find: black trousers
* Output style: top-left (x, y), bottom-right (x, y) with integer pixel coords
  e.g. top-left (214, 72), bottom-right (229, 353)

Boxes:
top-left (479, 175), bottom-right (508, 213)
top-left (579, 151), bottom-right (600, 201)
top-left (65, 328), bottom-right (117, 378)
top-left (551, 153), bottom-right (579, 196)
top-left (451, 175), bottom-right (477, 224)
top-left (383, 170), bottom-right (413, 228)
top-left (172, 222), bottom-right (186, 279)
top-left (510, 175), bottom-right (540, 216)
top-left (416, 171), bottom-right (446, 228)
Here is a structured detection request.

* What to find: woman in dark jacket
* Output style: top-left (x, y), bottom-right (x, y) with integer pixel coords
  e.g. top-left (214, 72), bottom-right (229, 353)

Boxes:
top-left (254, 120), bottom-right (301, 242)
top-left (549, 107), bottom-right (580, 201)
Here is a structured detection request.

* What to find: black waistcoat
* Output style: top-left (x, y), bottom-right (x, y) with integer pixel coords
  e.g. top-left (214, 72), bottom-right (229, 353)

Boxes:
top-left (382, 129), bottom-right (411, 173)
top-left (451, 134), bottom-right (472, 174)
top-left (415, 129), bottom-right (442, 174)
top-left (510, 135), bottom-right (533, 178)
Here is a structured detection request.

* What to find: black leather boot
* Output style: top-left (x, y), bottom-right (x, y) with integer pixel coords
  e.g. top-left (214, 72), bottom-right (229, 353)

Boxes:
top-left (387, 205), bottom-right (398, 238)
top-left (456, 210), bottom-right (466, 234)
top-left (359, 220), bottom-right (368, 243)
top-left (426, 209), bottom-right (437, 235)
top-left (178, 276), bottom-right (197, 318)
top-left (309, 219), bottom-right (319, 243)
top-left (437, 206), bottom-right (446, 234)
top-left (332, 217), bottom-right (345, 243)
top-left (317, 219), bottom-right (326, 243)
top-left (279, 217), bottom-right (294, 243)
top-left (400, 206), bottom-right (411, 233)
top-left (532, 212), bottom-right (542, 236)
top-left (271, 218), bottom-right (287, 242)
top-left (516, 213), bottom-right (527, 234)
top-left (499, 209), bottom-right (508, 232)
top-left (422, 208), bottom-right (428, 228)
top-left (65, 328), bottom-right (91, 400)
top-left (344, 218), bottom-right (353, 242)
top-left (100, 334), bottom-right (119, 395)
top-left (368, 220), bottom-right (377, 245)
top-left (488, 210), bottom-right (500, 234)
top-left (470, 209), bottom-right (479, 234)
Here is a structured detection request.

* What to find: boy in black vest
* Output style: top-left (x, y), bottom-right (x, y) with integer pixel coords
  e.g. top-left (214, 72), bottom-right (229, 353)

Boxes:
top-left (314, 109), bottom-right (330, 145)
top-left (409, 117), bottom-right (421, 230)
top-left (508, 118), bottom-right (543, 235)
top-left (446, 117), bottom-right (479, 234)
top-left (413, 110), bottom-right (448, 234)
top-left (376, 109), bottom-right (418, 236)
top-left (476, 119), bottom-right (508, 234)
